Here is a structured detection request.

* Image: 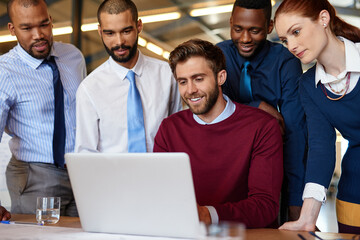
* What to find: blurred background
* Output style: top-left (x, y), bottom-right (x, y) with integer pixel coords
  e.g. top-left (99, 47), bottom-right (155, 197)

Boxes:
top-left (0, 0), bottom-right (359, 72)
top-left (0, 0), bottom-right (359, 232)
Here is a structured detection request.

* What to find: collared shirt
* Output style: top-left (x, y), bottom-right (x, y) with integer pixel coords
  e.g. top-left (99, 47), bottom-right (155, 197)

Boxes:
top-left (217, 39), bottom-right (307, 206)
top-left (193, 94), bottom-right (236, 224)
top-left (193, 94), bottom-right (236, 125)
top-left (304, 37), bottom-right (360, 203)
top-left (315, 37), bottom-right (360, 94)
top-left (0, 42), bottom-right (86, 163)
top-left (75, 51), bottom-right (182, 153)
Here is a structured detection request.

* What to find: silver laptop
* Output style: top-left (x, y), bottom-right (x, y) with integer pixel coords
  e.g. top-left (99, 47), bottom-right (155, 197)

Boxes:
top-left (65, 152), bottom-right (204, 239)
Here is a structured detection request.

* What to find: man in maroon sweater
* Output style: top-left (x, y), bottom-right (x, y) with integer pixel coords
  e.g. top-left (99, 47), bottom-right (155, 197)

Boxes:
top-left (153, 39), bottom-right (283, 228)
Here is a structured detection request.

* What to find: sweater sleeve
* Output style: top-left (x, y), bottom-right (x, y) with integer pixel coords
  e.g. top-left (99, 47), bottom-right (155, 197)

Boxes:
top-left (299, 81), bottom-right (336, 188)
top-left (153, 121), bottom-right (169, 152)
top-left (213, 118), bottom-right (283, 228)
top-left (279, 56), bottom-right (307, 206)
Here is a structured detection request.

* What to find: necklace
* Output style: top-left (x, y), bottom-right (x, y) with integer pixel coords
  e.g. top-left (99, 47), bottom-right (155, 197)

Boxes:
top-left (320, 72), bottom-right (351, 101)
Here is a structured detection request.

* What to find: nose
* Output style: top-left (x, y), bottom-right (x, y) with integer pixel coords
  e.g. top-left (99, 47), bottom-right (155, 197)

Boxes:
top-left (186, 81), bottom-right (197, 95)
top-left (287, 39), bottom-right (297, 54)
top-left (239, 30), bottom-right (251, 43)
top-left (116, 33), bottom-right (125, 46)
top-left (32, 27), bottom-right (44, 39)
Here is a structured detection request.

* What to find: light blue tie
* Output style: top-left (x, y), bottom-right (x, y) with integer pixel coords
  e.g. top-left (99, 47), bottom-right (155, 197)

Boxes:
top-left (126, 70), bottom-right (146, 152)
top-left (239, 61), bottom-right (253, 103)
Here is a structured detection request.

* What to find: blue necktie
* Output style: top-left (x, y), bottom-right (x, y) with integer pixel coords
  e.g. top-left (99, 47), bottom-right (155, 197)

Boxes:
top-left (239, 61), bottom-right (253, 103)
top-left (44, 56), bottom-right (66, 168)
top-left (126, 70), bottom-right (146, 152)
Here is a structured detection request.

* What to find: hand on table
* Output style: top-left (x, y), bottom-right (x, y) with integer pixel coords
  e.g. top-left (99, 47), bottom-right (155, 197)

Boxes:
top-left (197, 204), bottom-right (211, 224)
top-left (0, 206), bottom-right (11, 221)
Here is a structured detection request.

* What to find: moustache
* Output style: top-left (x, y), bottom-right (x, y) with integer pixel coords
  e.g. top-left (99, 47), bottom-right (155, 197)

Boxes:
top-left (111, 45), bottom-right (131, 51)
top-left (30, 39), bottom-right (49, 47)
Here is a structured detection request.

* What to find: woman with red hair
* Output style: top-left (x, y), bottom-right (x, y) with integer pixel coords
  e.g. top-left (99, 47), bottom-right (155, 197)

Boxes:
top-left (275, 0), bottom-right (360, 234)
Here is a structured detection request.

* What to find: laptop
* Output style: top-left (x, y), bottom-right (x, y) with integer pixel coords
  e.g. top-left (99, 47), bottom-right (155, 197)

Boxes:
top-left (65, 152), bottom-right (204, 239)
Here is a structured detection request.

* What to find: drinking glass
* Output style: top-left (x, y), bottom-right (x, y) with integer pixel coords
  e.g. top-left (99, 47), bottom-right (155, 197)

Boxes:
top-left (207, 222), bottom-right (245, 240)
top-left (36, 197), bottom-right (61, 224)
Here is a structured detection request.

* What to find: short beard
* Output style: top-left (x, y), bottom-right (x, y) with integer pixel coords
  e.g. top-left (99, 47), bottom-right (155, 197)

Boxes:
top-left (26, 39), bottom-right (52, 59)
top-left (103, 37), bottom-right (138, 63)
top-left (185, 80), bottom-right (220, 116)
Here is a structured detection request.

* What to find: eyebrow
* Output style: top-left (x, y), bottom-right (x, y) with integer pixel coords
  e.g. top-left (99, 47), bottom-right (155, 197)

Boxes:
top-left (286, 23), bottom-right (298, 34)
top-left (102, 25), bottom-right (134, 33)
top-left (19, 18), bottom-right (50, 27)
top-left (176, 73), bottom-right (206, 81)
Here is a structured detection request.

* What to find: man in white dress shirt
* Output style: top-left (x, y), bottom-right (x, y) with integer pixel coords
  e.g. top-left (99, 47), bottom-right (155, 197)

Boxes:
top-left (75, 0), bottom-right (181, 153)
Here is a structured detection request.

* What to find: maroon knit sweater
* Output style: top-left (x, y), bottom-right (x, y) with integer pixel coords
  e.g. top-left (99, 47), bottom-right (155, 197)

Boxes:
top-left (154, 102), bottom-right (283, 228)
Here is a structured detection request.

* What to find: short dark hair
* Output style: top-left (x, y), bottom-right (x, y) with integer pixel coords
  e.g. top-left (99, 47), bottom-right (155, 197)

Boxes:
top-left (233, 0), bottom-right (272, 25)
top-left (169, 39), bottom-right (226, 79)
top-left (97, 0), bottom-right (138, 25)
top-left (7, 0), bottom-right (47, 22)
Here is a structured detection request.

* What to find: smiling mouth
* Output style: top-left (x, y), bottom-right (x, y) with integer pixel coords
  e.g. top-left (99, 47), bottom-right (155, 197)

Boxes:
top-left (189, 96), bottom-right (203, 103)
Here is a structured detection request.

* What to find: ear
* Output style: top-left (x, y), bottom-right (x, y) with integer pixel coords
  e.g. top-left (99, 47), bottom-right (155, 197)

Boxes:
top-left (49, 15), bottom-right (54, 28)
top-left (8, 22), bottom-right (15, 36)
top-left (137, 19), bottom-right (143, 33)
top-left (230, 15), bottom-right (233, 26)
top-left (97, 24), bottom-right (102, 37)
top-left (318, 10), bottom-right (330, 27)
top-left (267, 19), bottom-right (274, 34)
top-left (217, 69), bottom-right (227, 86)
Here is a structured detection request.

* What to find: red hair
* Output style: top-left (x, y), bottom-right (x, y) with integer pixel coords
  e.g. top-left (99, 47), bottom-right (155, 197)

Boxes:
top-left (274, 0), bottom-right (360, 42)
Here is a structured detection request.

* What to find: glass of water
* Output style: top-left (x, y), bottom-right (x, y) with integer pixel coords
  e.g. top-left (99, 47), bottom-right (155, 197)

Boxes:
top-left (207, 222), bottom-right (245, 240)
top-left (36, 197), bottom-right (61, 224)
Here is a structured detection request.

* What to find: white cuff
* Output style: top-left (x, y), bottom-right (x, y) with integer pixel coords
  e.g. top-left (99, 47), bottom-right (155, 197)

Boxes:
top-left (205, 206), bottom-right (219, 224)
top-left (302, 182), bottom-right (327, 204)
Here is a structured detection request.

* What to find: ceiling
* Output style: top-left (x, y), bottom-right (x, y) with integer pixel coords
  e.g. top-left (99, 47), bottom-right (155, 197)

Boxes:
top-left (0, 0), bottom-right (359, 72)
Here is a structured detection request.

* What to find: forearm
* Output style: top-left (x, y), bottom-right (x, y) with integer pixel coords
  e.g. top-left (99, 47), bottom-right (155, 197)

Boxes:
top-left (214, 196), bottom-right (279, 228)
top-left (280, 198), bottom-right (322, 231)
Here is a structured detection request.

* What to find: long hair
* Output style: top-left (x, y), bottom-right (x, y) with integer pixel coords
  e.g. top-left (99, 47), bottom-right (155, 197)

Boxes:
top-left (275, 0), bottom-right (360, 42)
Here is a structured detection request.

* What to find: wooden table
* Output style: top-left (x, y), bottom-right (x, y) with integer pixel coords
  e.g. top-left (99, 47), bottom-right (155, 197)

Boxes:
top-left (7, 214), bottom-right (357, 239)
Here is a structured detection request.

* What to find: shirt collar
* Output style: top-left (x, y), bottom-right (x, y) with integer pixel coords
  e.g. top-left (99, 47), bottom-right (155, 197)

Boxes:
top-left (193, 94), bottom-right (236, 125)
top-left (230, 40), bottom-right (269, 70)
top-left (108, 50), bottom-right (144, 81)
top-left (315, 37), bottom-right (360, 87)
top-left (15, 43), bottom-right (50, 69)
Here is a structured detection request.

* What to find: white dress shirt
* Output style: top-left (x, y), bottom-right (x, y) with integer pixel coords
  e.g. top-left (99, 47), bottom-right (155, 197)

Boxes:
top-left (75, 51), bottom-right (182, 153)
top-left (304, 37), bottom-right (360, 203)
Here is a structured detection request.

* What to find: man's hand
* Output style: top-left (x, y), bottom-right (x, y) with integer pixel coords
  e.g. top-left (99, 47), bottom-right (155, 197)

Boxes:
top-left (197, 204), bottom-right (211, 224)
top-left (258, 101), bottom-right (285, 136)
top-left (0, 206), bottom-right (11, 221)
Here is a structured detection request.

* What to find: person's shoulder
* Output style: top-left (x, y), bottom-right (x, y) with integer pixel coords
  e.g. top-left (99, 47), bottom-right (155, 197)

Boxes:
top-left (216, 40), bottom-right (233, 50)
top-left (0, 47), bottom-right (22, 75)
top-left (0, 47), bottom-right (19, 64)
top-left (299, 65), bottom-right (316, 87)
top-left (160, 109), bottom-right (192, 125)
top-left (53, 42), bottom-right (84, 59)
top-left (142, 54), bottom-right (169, 68)
top-left (267, 40), bottom-right (297, 60)
top-left (233, 102), bottom-right (278, 126)
top-left (81, 60), bottom-right (109, 84)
